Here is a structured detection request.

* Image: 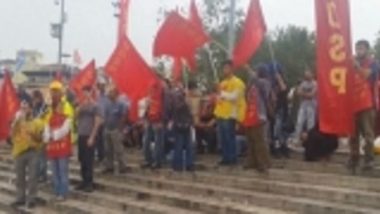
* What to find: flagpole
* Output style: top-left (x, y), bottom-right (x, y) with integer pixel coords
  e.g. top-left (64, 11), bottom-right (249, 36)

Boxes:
top-left (228, 0), bottom-right (237, 59)
top-left (58, 0), bottom-right (65, 65)
top-left (205, 46), bottom-right (219, 83)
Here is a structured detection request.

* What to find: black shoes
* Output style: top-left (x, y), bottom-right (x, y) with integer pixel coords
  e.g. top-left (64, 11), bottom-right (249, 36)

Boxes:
top-left (26, 201), bottom-right (36, 209)
top-left (75, 183), bottom-right (86, 191)
top-left (82, 185), bottom-right (94, 193)
top-left (10, 200), bottom-right (25, 208)
top-left (76, 183), bottom-right (94, 193)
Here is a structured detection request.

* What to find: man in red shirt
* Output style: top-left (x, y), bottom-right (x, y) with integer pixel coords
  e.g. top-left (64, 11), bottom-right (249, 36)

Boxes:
top-left (349, 40), bottom-right (379, 173)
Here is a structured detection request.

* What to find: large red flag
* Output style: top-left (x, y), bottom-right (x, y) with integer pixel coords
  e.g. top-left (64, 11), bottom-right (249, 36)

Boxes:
top-left (0, 71), bottom-right (20, 141)
top-left (69, 60), bottom-right (97, 102)
top-left (106, 36), bottom-right (158, 121)
top-left (315, 0), bottom-right (354, 135)
top-left (153, 12), bottom-right (209, 71)
top-left (189, 0), bottom-right (209, 45)
top-left (233, 0), bottom-right (266, 68)
top-left (118, 0), bottom-right (130, 41)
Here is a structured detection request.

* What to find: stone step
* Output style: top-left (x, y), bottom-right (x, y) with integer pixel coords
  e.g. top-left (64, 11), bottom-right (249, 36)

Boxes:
top-left (0, 179), bottom-right (125, 214)
top-left (2, 153), bottom-right (380, 194)
top-left (0, 168), bottom-right (292, 214)
top-left (36, 159), bottom-right (380, 211)
top-left (119, 151), bottom-right (380, 177)
top-left (85, 172), bottom-right (380, 214)
top-left (122, 169), bottom-right (380, 210)
top-left (2, 148), bottom-right (380, 178)
top-left (0, 171), bottom-right (199, 214)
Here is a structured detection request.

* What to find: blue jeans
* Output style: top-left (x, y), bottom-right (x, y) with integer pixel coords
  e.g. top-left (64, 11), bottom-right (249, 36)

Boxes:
top-left (217, 119), bottom-right (237, 164)
top-left (143, 125), bottom-right (164, 166)
top-left (295, 103), bottom-right (316, 139)
top-left (274, 109), bottom-right (290, 148)
top-left (50, 158), bottom-right (69, 197)
top-left (172, 128), bottom-right (194, 171)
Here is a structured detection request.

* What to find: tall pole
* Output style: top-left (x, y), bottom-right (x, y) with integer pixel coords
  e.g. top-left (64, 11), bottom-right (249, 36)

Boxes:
top-left (58, 0), bottom-right (65, 65)
top-left (227, 0), bottom-right (236, 59)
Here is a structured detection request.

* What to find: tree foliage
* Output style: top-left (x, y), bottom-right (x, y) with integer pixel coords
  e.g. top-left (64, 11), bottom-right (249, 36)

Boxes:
top-left (374, 31), bottom-right (380, 60)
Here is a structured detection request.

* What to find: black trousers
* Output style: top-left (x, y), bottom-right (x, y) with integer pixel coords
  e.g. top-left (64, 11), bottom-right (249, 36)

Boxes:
top-left (78, 136), bottom-right (95, 186)
top-left (95, 125), bottom-right (105, 162)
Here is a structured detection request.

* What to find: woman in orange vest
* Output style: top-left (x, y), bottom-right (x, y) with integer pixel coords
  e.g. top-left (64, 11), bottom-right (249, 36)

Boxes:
top-left (43, 81), bottom-right (72, 201)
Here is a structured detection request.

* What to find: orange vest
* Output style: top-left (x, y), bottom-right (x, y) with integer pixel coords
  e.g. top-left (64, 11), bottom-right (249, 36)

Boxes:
top-left (242, 86), bottom-right (260, 127)
top-left (46, 112), bottom-right (72, 159)
top-left (353, 58), bottom-right (375, 113)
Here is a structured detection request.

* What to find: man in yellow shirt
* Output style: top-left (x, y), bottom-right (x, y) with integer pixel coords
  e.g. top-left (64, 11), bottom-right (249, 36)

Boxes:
top-left (11, 101), bottom-right (44, 209)
top-left (214, 60), bottom-right (246, 165)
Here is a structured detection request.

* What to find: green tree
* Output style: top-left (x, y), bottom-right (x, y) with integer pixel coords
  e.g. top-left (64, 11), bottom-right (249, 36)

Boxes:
top-left (252, 26), bottom-right (316, 86)
top-left (374, 31), bottom-right (380, 60)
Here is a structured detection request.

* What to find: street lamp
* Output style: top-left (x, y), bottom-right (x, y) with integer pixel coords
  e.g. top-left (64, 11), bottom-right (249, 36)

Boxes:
top-left (50, 0), bottom-right (67, 65)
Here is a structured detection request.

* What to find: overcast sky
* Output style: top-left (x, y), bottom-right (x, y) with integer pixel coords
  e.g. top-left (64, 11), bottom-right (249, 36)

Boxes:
top-left (0, 0), bottom-right (379, 66)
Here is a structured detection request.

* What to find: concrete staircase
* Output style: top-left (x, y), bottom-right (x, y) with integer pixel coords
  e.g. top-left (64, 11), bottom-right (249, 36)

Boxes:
top-left (0, 148), bottom-right (379, 214)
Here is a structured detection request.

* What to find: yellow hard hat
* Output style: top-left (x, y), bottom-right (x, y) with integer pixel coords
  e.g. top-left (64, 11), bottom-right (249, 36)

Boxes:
top-left (49, 80), bottom-right (64, 91)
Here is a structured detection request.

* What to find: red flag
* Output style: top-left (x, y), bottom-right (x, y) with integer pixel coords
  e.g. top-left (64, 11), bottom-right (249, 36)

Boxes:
top-left (69, 60), bottom-right (97, 102)
top-left (172, 57), bottom-right (183, 82)
top-left (0, 71), bottom-right (20, 141)
top-left (233, 0), bottom-right (266, 68)
top-left (153, 12), bottom-right (208, 71)
top-left (106, 36), bottom-right (158, 121)
top-left (315, 0), bottom-right (354, 135)
top-left (118, 0), bottom-right (130, 41)
top-left (189, 0), bottom-right (209, 44)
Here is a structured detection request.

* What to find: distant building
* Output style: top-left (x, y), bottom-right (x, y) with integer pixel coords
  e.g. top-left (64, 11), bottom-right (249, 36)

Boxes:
top-left (21, 64), bottom-right (74, 88)
top-left (0, 59), bottom-right (16, 71)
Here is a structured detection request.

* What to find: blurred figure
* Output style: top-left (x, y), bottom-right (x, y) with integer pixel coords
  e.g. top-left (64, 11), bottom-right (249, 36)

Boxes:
top-left (141, 81), bottom-right (166, 169)
top-left (242, 66), bottom-right (271, 173)
top-left (43, 81), bottom-right (74, 201)
top-left (75, 86), bottom-right (102, 192)
top-left (95, 82), bottom-right (108, 163)
top-left (102, 87), bottom-right (129, 174)
top-left (10, 101), bottom-right (45, 209)
top-left (214, 60), bottom-right (246, 166)
top-left (168, 81), bottom-right (194, 171)
top-left (196, 91), bottom-right (217, 154)
top-left (303, 123), bottom-right (338, 162)
top-left (294, 70), bottom-right (317, 145)
top-left (31, 90), bottom-right (48, 183)
top-left (348, 40), bottom-right (379, 173)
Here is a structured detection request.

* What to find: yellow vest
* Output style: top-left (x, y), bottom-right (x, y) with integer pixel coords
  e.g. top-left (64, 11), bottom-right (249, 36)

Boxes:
top-left (214, 76), bottom-right (247, 122)
top-left (11, 118), bottom-right (45, 158)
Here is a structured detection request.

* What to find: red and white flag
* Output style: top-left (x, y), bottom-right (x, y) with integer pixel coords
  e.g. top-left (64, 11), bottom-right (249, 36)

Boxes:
top-left (73, 49), bottom-right (83, 66)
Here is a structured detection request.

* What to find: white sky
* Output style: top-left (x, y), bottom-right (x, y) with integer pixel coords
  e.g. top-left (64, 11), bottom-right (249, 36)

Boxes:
top-left (0, 0), bottom-right (379, 66)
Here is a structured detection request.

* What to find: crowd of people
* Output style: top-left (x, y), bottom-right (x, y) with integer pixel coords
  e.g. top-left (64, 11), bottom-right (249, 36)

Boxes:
top-left (6, 39), bottom-right (380, 209)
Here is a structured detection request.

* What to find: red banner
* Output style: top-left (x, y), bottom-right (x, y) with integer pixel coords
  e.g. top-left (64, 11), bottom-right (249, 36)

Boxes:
top-left (0, 71), bottom-right (20, 141)
top-left (315, 0), bottom-right (354, 135)
top-left (106, 36), bottom-right (158, 122)
top-left (153, 12), bottom-right (209, 71)
top-left (69, 60), bottom-right (97, 102)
